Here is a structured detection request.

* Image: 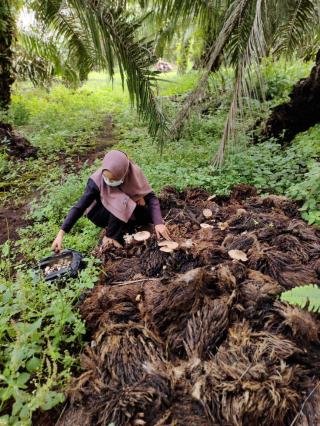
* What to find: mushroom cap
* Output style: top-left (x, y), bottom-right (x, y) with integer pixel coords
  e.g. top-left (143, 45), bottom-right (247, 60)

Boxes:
top-left (236, 208), bottom-right (247, 215)
top-left (158, 240), bottom-right (179, 250)
top-left (133, 231), bottom-right (151, 242)
top-left (200, 223), bottom-right (214, 229)
top-left (228, 249), bottom-right (248, 262)
top-left (181, 239), bottom-right (193, 249)
top-left (160, 246), bottom-right (174, 253)
top-left (218, 222), bottom-right (229, 230)
top-left (203, 208), bottom-right (213, 218)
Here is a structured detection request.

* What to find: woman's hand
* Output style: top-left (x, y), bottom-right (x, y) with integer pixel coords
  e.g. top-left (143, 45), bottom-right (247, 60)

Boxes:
top-left (52, 230), bottom-right (65, 253)
top-left (155, 224), bottom-right (171, 240)
top-left (136, 197), bottom-right (146, 206)
top-left (102, 236), bottom-right (123, 249)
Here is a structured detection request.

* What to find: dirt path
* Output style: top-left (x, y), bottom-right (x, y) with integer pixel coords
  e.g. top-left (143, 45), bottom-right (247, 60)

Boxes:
top-left (0, 114), bottom-right (116, 246)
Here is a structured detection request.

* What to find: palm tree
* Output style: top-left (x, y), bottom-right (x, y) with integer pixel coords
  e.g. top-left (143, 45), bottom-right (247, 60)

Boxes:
top-left (1, 0), bottom-right (167, 136)
top-left (0, 0), bottom-right (15, 109)
top-left (145, 0), bottom-right (320, 165)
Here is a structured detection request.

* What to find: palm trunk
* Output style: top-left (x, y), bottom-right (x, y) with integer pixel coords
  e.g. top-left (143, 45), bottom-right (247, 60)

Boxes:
top-left (262, 50), bottom-right (320, 144)
top-left (0, 0), bottom-right (15, 109)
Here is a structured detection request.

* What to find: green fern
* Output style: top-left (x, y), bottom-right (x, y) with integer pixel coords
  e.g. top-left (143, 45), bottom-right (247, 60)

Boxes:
top-left (280, 284), bottom-right (320, 313)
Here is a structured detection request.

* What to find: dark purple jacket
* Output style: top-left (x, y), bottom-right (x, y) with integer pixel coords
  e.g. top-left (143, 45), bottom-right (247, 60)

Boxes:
top-left (61, 178), bottom-right (163, 242)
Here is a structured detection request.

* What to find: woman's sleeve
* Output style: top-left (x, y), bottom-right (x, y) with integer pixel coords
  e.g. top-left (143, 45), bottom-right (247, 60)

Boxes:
top-left (144, 192), bottom-right (164, 225)
top-left (105, 213), bottom-right (126, 245)
top-left (61, 179), bottom-right (99, 233)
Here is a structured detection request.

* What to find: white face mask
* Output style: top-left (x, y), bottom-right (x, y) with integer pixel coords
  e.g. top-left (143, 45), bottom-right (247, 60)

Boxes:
top-left (103, 175), bottom-right (123, 187)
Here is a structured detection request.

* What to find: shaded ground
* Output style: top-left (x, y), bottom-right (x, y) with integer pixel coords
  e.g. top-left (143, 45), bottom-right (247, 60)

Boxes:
top-left (0, 115), bottom-right (115, 246)
top-left (50, 184), bottom-right (320, 426)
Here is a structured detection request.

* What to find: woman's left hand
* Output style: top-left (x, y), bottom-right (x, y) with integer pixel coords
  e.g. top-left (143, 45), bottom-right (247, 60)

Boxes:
top-left (155, 224), bottom-right (171, 240)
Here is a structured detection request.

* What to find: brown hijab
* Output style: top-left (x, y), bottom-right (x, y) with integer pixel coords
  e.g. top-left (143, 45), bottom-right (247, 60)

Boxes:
top-left (89, 150), bottom-right (152, 223)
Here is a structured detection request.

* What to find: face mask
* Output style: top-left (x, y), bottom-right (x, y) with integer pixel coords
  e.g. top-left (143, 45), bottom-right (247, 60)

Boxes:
top-left (103, 175), bottom-right (123, 187)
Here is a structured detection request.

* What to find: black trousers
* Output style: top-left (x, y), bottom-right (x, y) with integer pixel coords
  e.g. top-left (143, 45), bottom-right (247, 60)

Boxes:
top-left (87, 202), bottom-right (152, 244)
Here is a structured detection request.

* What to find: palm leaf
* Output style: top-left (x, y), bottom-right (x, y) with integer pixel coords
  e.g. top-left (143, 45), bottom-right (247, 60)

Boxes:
top-left (28, 0), bottom-right (168, 137)
top-left (170, 0), bottom-right (252, 139)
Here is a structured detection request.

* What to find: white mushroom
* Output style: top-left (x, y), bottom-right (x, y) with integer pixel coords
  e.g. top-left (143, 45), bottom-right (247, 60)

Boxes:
top-left (124, 233), bottom-right (134, 244)
top-left (218, 222), bottom-right (229, 230)
top-left (236, 208), bottom-right (247, 215)
top-left (133, 231), bottom-right (151, 242)
top-left (228, 249), bottom-right (248, 262)
top-left (158, 240), bottom-right (179, 251)
top-left (200, 223), bottom-right (213, 229)
top-left (207, 194), bottom-right (216, 201)
top-left (160, 246), bottom-right (174, 253)
top-left (203, 208), bottom-right (213, 219)
top-left (181, 239), bottom-right (193, 249)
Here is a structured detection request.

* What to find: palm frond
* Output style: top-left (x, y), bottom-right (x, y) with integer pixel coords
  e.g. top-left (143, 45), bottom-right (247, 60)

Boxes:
top-left (29, 0), bottom-right (168, 138)
top-left (273, 0), bottom-right (318, 56)
top-left (214, 0), bottom-right (266, 166)
top-left (15, 31), bottom-right (80, 87)
top-left (170, 0), bottom-right (251, 139)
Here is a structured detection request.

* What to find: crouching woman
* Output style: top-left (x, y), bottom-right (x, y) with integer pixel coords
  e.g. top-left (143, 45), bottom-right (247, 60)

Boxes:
top-left (52, 150), bottom-right (170, 252)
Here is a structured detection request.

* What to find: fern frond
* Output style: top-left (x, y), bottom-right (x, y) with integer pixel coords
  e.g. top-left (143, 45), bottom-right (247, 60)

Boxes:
top-left (280, 284), bottom-right (320, 313)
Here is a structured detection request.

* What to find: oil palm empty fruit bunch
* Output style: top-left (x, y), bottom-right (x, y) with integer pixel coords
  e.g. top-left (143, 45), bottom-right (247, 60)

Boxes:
top-left (143, 268), bottom-right (209, 335)
top-left (158, 186), bottom-right (185, 210)
top-left (287, 219), bottom-right (320, 243)
top-left (95, 367), bottom-right (172, 426)
top-left (230, 184), bottom-right (258, 201)
top-left (183, 293), bottom-right (235, 360)
top-left (222, 233), bottom-right (257, 253)
top-left (198, 322), bottom-right (306, 425)
top-left (272, 234), bottom-right (310, 263)
top-left (80, 283), bottom-right (142, 329)
top-left (239, 270), bottom-right (283, 310)
top-left (153, 394), bottom-right (212, 426)
top-left (101, 256), bottom-right (143, 283)
top-left (93, 323), bottom-right (165, 386)
top-left (271, 300), bottom-right (320, 345)
top-left (247, 245), bottom-right (319, 289)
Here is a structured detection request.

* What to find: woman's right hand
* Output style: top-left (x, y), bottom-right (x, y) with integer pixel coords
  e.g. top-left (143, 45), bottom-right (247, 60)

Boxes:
top-left (52, 230), bottom-right (65, 253)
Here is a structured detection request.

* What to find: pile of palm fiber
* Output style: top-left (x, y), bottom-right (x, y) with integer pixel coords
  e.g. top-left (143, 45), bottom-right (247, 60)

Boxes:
top-left (58, 185), bottom-right (320, 426)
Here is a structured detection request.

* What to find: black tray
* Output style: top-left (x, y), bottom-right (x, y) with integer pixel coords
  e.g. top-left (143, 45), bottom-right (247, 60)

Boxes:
top-left (38, 249), bottom-right (84, 282)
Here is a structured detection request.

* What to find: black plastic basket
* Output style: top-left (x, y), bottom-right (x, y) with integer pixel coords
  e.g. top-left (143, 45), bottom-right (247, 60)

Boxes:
top-left (38, 249), bottom-right (84, 282)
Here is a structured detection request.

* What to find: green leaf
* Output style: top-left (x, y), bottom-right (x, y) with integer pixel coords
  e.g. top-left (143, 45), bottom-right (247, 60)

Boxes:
top-left (280, 284), bottom-right (320, 313)
top-left (26, 357), bottom-right (41, 373)
top-left (16, 372), bottom-right (30, 387)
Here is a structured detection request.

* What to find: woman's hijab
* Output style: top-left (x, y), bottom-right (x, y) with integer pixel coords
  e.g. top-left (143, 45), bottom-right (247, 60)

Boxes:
top-left (89, 150), bottom-right (152, 222)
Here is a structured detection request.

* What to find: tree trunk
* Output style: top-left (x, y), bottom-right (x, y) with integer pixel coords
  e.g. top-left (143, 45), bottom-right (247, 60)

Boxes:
top-left (0, 121), bottom-right (38, 159)
top-left (262, 50), bottom-right (320, 143)
top-left (0, 0), bottom-right (15, 109)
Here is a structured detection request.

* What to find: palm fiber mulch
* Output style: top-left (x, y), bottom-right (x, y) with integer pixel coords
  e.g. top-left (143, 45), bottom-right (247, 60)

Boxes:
top-left (58, 185), bottom-right (320, 426)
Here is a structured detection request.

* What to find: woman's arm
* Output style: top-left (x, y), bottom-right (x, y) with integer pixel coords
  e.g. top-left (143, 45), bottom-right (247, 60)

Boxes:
top-left (61, 179), bottom-right (99, 233)
top-left (144, 192), bottom-right (171, 240)
top-left (144, 192), bottom-right (164, 225)
top-left (52, 179), bottom-right (99, 252)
